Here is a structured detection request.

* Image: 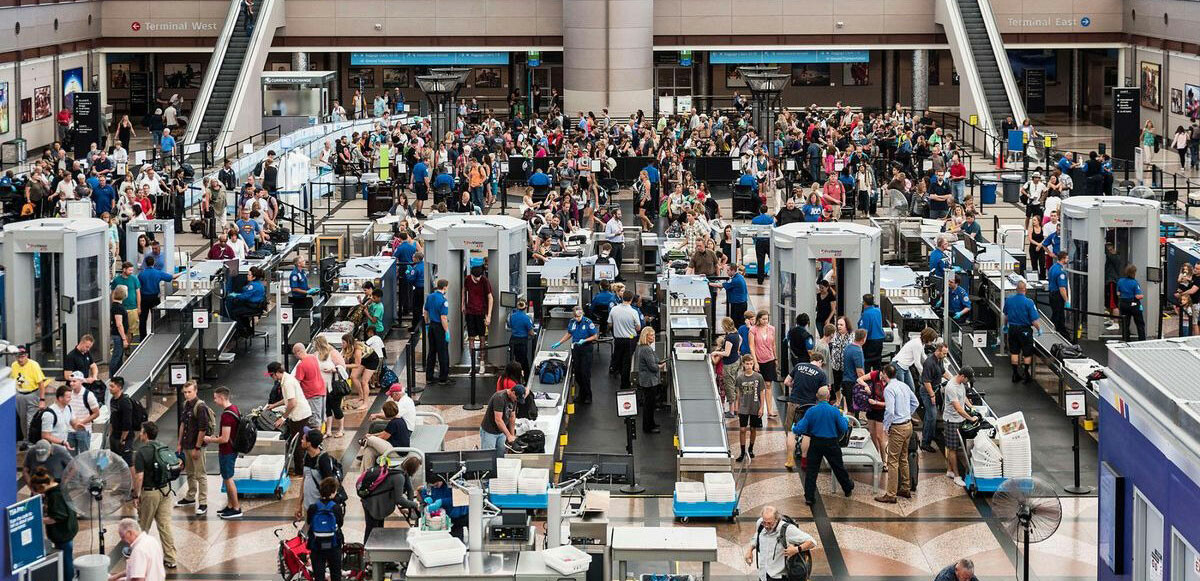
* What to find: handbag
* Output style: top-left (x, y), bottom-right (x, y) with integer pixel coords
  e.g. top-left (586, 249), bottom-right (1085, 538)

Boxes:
top-left (330, 366), bottom-right (352, 397)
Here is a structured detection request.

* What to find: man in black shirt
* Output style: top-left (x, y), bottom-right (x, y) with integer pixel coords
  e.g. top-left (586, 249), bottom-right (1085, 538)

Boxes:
top-left (782, 352), bottom-right (828, 471)
top-left (775, 197), bottom-right (805, 226)
top-left (64, 334), bottom-right (103, 402)
top-left (479, 385), bottom-right (520, 459)
top-left (919, 343), bottom-right (952, 453)
top-left (107, 377), bottom-right (136, 468)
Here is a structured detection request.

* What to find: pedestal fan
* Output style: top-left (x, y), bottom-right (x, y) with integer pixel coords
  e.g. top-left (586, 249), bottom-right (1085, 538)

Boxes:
top-left (60, 449), bottom-right (133, 555)
top-left (992, 476), bottom-right (1063, 581)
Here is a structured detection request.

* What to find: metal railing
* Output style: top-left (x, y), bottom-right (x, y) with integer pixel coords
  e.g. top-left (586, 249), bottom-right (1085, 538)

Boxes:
top-left (223, 126), bottom-right (283, 163)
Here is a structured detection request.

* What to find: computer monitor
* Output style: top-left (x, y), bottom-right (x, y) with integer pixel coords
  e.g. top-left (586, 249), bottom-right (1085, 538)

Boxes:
top-left (560, 452), bottom-right (635, 485)
top-left (593, 263), bottom-right (617, 282)
top-left (24, 554), bottom-right (60, 581)
top-left (580, 265), bottom-right (594, 282)
top-left (635, 281), bottom-right (654, 298)
top-left (561, 453), bottom-right (600, 479)
top-left (500, 291), bottom-right (519, 309)
top-left (425, 451), bottom-right (464, 482)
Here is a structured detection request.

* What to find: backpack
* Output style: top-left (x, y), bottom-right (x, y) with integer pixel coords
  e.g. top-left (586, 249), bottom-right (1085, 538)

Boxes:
top-left (130, 397), bottom-right (149, 429)
top-left (378, 366), bottom-right (400, 393)
top-left (308, 499), bottom-right (341, 551)
top-left (146, 441), bottom-right (183, 489)
top-left (226, 409), bottom-right (258, 454)
top-left (27, 408), bottom-right (57, 444)
top-left (192, 400), bottom-right (217, 438)
top-left (509, 430), bottom-right (545, 454)
top-left (269, 228), bottom-right (290, 243)
top-left (355, 464), bottom-right (394, 498)
top-left (755, 515), bottom-right (812, 581)
top-left (536, 359), bottom-right (567, 385)
top-left (310, 452), bottom-right (348, 504)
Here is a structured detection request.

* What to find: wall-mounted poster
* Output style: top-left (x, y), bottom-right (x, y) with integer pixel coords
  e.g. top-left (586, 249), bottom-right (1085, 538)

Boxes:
top-left (163, 63), bottom-right (202, 89)
top-left (382, 68), bottom-right (410, 88)
top-left (1140, 61), bottom-right (1161, 111)
top-left (62, 67), bottom-right (84, 110)
top-left (1171, 88), bottom-right (1184, 115)
top-left (20, 98), bottom-right (32, 124)
top-left (110, 63), bottom-right (130, 89)
top-left (1185, 84), bottom-right (1200, 120)
top-left (474, 67), bottom-right (501, 89)
top-left (0, 82), bottom-right (8, 134)
top-left (33, 86), bottom-right (51, 120)
top-left (348, 67), bottom-right (375, 89)
top-left (725, 67), bottom-right (746, 88)
top-left (843, 62), bottom-right (869, 86)
top-left (791, 63), bottom-right (831, 87)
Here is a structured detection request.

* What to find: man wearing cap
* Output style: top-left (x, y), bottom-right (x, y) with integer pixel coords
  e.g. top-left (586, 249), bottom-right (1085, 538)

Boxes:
top-left (12, 347), bottom-right (51, 441)
top-left (66, 372), bottom-right (100, 453)
top-left (463, 264), bottom-right (494, 359)
top-left (265, 361), bottom-right (314, 475)
top-left (24, 440), bottom-right (72, 485)
top-left (370, 383), bottom-right (417, 432)
top-left (1020, 172), bottom-right (1047, 220)
top-left (480, 384), bottom-right (522, 458)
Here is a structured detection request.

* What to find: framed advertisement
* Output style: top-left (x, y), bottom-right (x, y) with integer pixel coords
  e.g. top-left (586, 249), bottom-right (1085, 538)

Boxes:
top-left (1185, 83), bottom-right (1200, 120)
top-left (382, 67), bottom-right (410, 88)
top-left (1140, 61), bottom-right (1161, 111)
top-left (20, 98), bottom-right (32, 124)
top-left (1171, 88), bottom-right (1184, 115)
top-left (62, 67), bottom-right (84, 110)
top-left (474, 67), bottom-right (501, 88)
top-left (0, 82), bottom-right (8, 135)
top-left (348, 67), bottom-right (375, 89)
top-left (109, 63), bottom-right (131, 89)
top-left (725, 67), bottom-right (746, 88)
top-left (33, 86), bottom-right (51, 120)
top-left (791, 63), bottom-right (831, 87)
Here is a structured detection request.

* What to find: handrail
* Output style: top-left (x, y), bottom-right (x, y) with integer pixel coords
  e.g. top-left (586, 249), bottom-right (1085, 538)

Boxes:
top-left (976, 0), bottom-right (1028, 126)
top-left (940, 0), bottom-right (1000, 142)
top-left (185, 0), bottom-right (241, 145)
top-left (214, 0), bottom-right (279, 152)
top-left (223, 126), bottom-right (282, 162)
top-left (276, 197), bottom-right (315, 235)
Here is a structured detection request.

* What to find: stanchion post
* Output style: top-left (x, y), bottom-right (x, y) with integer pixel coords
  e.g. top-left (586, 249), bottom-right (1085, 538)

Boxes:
top-left (1064, 415), bottom-right (1093, 495)
top-left (464, 344), bottom-right (483, 410)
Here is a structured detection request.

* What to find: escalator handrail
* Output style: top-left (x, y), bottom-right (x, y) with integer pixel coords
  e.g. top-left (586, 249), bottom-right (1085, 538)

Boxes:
top-left (184, 0), bottom-right (243, 145)
top-left (975, 0), bottom-right (1029, 125)
top-left (214, 0), bottom-right (279, 153)
top-left (940, 0), bottom-right (998, 143)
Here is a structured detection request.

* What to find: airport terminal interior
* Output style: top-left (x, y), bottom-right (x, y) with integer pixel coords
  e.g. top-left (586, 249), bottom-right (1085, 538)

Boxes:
top-left (2, 1), bottom-right (1200, 580)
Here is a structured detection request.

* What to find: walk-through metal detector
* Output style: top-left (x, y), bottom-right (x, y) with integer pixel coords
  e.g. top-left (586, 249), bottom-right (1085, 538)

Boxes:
top-left (770, 222), bottom-right (882, 337)
top-left (124, 220), bottom-right (178, 272)
top-left (420, 215), bottom-right (528, 368)
top-left (2, 218), bottom-right (112, 363)
top-left (1060, 196), bottom-right (1160, 340)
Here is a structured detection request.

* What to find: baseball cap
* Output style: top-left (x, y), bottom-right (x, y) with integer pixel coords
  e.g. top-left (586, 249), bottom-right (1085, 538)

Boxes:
top-left (387, 383), bottom-right (405, 395)
top-left (32, 440), bottom-right (51, 461)
top-left (69, 371), bottom-right (85, 380)
top-left (512, 384), bottom-right (527, 398)
top-left (17, 347), bottom-right (27, 355)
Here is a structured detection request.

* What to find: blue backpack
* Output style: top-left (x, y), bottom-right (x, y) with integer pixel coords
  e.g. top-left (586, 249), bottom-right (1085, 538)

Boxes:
top-left (308, 500), bottom-right (340, 550)
top-left (537, 359), bottom-right (567, 384)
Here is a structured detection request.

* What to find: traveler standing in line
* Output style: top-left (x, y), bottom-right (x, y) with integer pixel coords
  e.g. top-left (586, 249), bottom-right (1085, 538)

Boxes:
top-left (750, 206), bottom-right (775, 285)
top-left (732, 355), bottom-right (766, 462)
top-left (858, 294), bottom-right (886, 371)
top-left (314, 336), bottom-right (348, 437)
top-left (792, 385), bottom-right (854, 505)
top-left (110, 519), bottom-right (166, 581)
top-left (176, 380), bottom-right (210, 515)
top-left (424, 279), bottom-right (451, 385)
top-left (713, 317), bottom-right (742, 419)
top-left (111, 287), bottom-right (131, 372)
top-left (918, 342), bottom-right (951, 453)
top-left (266, 361), bottom-right (315, 475)
top-left (29, 468), bottom-right (77, 581)
top-left (306, 477), bottom-right (346, 581)
top-left (875, 365), bottom-right (919, 504)
top-left (783, 352), bottom-right (828, 472)
top-left (507, 299), bottom-right (534, 383)
top-left (635, 327), bottom-right (665, 433)
top-left (608, 291), bottom-right (642, 391)
top-left (293, 343), bottom-right (327, 429)
top-left (747, 311), bottom-right (779, 419)
top-left (942, 367), bottom-right (978, 487)
top-left (107, 377), bottom-right (136, 468)
top-left (132, 422), bottom-right (177, 569)
top-left (1117, 264), bottom-right (1148, 342)
top-left (714, 264), bottom-right (750, 328)
top-left (204, 386), bottom-right (243, 519)
top-left (463, 265), bottom-right (494, 362)
top-left (840, 330), bottom-right (866, 408)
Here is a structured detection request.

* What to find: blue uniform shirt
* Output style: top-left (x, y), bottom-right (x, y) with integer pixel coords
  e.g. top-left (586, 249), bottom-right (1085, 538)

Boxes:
top-left (590, 291), bottom-right (616, 312)
top-left (751, 213), bottom-right (775, 226)
top-left (948, 285), bottom-right (971, 314)
top-left (231, 280), bottom-right (265, 304)
top-left (842, 343), bottom-right (865, 382)
top-left (723, 274), bottom-right (749, 304)
top-left (529, 172), bottom-right (551, 187)
top-left (644, 165), bottom-right (660, 184)
top-left (1048, 263), bottom-right (1068, 293)
top-left (137, 268), bottom-right (173, 297)
top-left (508, 310), bottom-right (534, 339)
top-left (424, 291), bottom-right (449, 324)
top-left (858, 306), bottom-right (885, 340)
top-left (792, 401), bottom-right (849, 439)
top-left (394, 241), bottom-right (418, 265)
top-left (406, 261), bottom-right (425, 287)
top-left (411, 161), bottom-right (429, 182)
top-left (929, 248), bottom-right (949, 278)
top-left (737, 324), bottom-right (752, 355)
top-left (289, 267), bottom-right (310, 298)
top-left (567, 317), bottom-right (599, 343)
top-left (1117, 277), bottom-right (1142, 300)
top-left (433, 173), bottom-right (455, 190)
top-left (1004, 293), bottom-right (1040, 326)
top-left (1043, 231), bottom-right (1061, 255)
top-left (737, 173), bottom-right (758, 189)
top-left (1057, 157), bottom-right (1073, 174)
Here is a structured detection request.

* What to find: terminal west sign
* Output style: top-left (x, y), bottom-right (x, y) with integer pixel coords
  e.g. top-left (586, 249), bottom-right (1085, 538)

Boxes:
top-left (131, 20), bottom-right (219, 32)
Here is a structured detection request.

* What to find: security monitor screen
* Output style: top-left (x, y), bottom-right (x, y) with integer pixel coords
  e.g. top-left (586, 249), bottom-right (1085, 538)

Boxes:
top-left (593, 263), bottom-right (617, 282)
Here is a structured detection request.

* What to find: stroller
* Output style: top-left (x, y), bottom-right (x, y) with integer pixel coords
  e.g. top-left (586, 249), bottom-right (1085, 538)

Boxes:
top-left (275, 521), bottom-right (369, 581)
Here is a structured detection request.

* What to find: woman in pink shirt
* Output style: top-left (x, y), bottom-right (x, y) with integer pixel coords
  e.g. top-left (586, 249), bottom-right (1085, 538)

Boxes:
top-left (747, 311), bottom-right (779, 419)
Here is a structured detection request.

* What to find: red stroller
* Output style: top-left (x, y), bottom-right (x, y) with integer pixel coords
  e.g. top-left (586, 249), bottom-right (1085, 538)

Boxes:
top-left (275, 522), bottom-right (369, 581)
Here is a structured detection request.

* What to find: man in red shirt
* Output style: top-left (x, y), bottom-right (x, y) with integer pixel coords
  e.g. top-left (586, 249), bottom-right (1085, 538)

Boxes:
top-left (291, 343), bottom-right (326, 427)
top-left (462, 264), bottom-right (494, 362)
top-left (949, 155), bottom-right (968, 206)
top-left (203, 387), bottom-right (242, 519)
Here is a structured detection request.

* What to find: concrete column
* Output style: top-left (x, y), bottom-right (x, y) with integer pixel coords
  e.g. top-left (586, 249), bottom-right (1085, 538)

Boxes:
top-left (695, 52), bottom-right (710, 113)
top-left (563, 0), bottom-right (609, 115)
top-left (291, 52), bottom-right (309, 72)
top-left (912, 49), bottom-right (928, 112)
top-left (606, 0), bottom-right (653, 116)
top-left (883, 51), bottom-right (895, 109)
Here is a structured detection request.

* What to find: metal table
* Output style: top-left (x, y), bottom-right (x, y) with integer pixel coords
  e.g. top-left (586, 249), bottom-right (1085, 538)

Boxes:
top-left (609, 527), bottom-right (718, 581)
top-left (515, 551), bottom-right (585, 581)
top-left (405, 550), bottom-right (518, 581)
top-left (840, 427), bottom-right (882, 489)
top-left (363, 528), bottom-right (412, 581)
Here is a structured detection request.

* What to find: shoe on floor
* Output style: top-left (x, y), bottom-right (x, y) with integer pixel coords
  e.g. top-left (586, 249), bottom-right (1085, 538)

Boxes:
top-left (920, 443), bottom-right (938, 453)
top-left (953, 476), bottom-right (966, 487)
top-left (165, 563), bottom-right (177, 570)
top-left (195, 504), bottom-right (207, 515)
top-left (844, 486), bottom-right (855, 497)
top-left (176, 498), bottom-right (196, 507)
top-left (723, 411), bottom-right (736, 419)
top-left (218, 508), bottom-right (243, 520)
top-left (945, 471), bottom-right (956, 479)
top-left (897, 490), bottom-right (912, 499)
top-left (874, 495), bottom-right (898, 504)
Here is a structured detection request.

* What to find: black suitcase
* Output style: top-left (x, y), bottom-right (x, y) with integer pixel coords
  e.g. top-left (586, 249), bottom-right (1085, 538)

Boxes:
top-left (907, 429), bottom-right (920, 491)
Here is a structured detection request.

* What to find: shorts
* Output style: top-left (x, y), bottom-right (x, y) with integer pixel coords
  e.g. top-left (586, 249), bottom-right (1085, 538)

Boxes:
top-left (738, 413), bottom-right (763, 428)
top-left (414, 182), bottom-right (429, 201)
top-left (465, 314), bottom-right (487, 337)
top-left (786, 402), bottom-right (810, 427)
top-left (362, 351), bottom-right (381, 371)
top-left (1105, 281), bottom-right (1117, 311)
top-left (1008, 325), bottom-right (1034, 357)
top-left (866, 408), bottom-right (885, 422)
top-left (943, 423), bottom-right (963, 451)
top-left (758, 359), bottom-right (778, 382)
top-left (218, 453), bottom-right (237, 480)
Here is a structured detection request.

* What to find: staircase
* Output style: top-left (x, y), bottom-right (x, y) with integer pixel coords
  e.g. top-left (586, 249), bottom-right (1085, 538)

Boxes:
top-left (193, 0), bottom-right (263, 146)
top-left (956, 0), bottom-right (1012, 123)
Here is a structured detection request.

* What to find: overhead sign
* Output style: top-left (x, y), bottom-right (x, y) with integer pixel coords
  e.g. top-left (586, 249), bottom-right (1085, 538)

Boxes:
top-left (72, 92), bottom-right (102, 160)
top-left (6, 496), bottom-right (45, 574)
top-left (350, 52), bottom-right (510, 66)
top-left (679, 50), bottom-right (693, 67)
top-left (711, 50), bottom-right (869, 64)
top-left (527, 51), bottom-right (541, 68)
top-left (1112, 87), bottom-right (1140, 162)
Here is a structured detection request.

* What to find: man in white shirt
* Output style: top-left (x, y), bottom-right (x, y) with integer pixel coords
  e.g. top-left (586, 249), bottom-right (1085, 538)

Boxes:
top-left (265, 361), bottom-right (313, 474)
top-left (66, 372), bottom-right (100, 453)
top-left (110, 519), bottom-right (166, 581)
top-left (42, 386), bottom-right (76, 451)
top-left (163, 104), bottom-right (178, 130)
top-left (745, 506), bottom-right (816, 581)
top-left (891, 328), bottom-right (937, 391)
top-left (370, 383), bottom-right (417, 431)
top-left (604, 208), bottom-right (626, 272)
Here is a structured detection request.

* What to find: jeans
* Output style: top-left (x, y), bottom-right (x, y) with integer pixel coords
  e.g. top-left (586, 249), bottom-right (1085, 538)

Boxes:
top-left (110, 336), bottom-right (125, 373)
top-left (893, 365), bottom-right (915, 392)
top-left (68, 429), bottom-right (91, 454)
top-left (479, 428), bottom-right (507, 458)
top-left (470, 186), bottom-right (485, 211)
top-left (426, 323), bottom-right (450, 382)
top-left (53, 540), bottom-right (73, 581)
top-left (1190, 141), bottom-right (1199, 169)
top-left (951, 180), bottom-right (966, 204)
top-left (917, 388), bottom-right (938, 447)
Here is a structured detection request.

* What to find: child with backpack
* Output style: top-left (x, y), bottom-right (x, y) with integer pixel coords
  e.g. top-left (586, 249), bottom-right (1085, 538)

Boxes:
top-left (306, 477), bottom-right (345, 581)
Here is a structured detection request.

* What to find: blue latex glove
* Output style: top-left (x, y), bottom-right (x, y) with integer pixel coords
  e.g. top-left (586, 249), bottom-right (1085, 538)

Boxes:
top-left (1065, 301), bottom-right (1071, 309)
top-left (1036, 327), bottom-right (1044, 336)
top-left (551, 341), bottom-right (562, 349)
top-left (445, 331), bottom-right (451, 343)
top-left (1002, 325), bottom-right (1009, 334)
top-left (574, 339), bottom-right (586, 347)
top-left (952, 312), bottom-right (962, 320)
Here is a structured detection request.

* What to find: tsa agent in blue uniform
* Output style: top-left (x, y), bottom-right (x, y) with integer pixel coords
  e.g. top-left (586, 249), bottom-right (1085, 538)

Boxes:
top-left (288, 256), bottom-right (316, 310)
top-left (857, 294), bottom-right (886, 370)
top-left (791, 386), bottom-right (853, 505)
top-left (714, 264), bottom-right (750, 328)
top-left (405, 253), bottom-right (425, 331)
top-left (1047, 251), bottom-right (1070, 337)
top-left (392, 233), bottom-right (419, 318)
top-left (929, 236), bottom-right (951, 278)
top-left (507, 299), bottom-right (535, 382)
top-left (751, 207), bottom-right (775, 284)
top-left (1003, 281), bottom-right (1042, 383)
top-left (228, 266), bottom-right (267, 333)
top-left (1117, 264), bottom-right (1147, 342)
top-left (552, 306), bottom-right (599, 404)
top-left (411, 158), bottom-right (430, 213)
top-left (946, 277), bottom-right (972, 322)
top-left (424, 279), bottom-right (451, 384)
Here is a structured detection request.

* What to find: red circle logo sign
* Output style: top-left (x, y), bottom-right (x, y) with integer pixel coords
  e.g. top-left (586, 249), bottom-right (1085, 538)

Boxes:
top-left (622, 401), bottom-right (631, 410)
top-left (131, 21), bottom-right (142, 31)
top-left (1071, 401), bottom-right (1080, 410)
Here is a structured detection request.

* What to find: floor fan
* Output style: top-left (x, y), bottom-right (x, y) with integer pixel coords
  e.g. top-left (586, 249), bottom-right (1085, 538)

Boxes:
top-left (60, 449), bottom-right (133, 555)
top-left (992, 476), bottom-right (1063, 581)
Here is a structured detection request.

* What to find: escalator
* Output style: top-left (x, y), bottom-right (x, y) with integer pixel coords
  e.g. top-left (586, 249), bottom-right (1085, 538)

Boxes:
top-left (194, 0), bottom-right (262, 145)
top-left (936, 0), bottom-right (1026, 151)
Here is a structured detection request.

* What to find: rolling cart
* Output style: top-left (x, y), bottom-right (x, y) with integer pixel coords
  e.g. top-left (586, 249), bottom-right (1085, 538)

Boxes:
top-left (958, 406), bottom-right (1004, 497)
top-left (222, 433), bottom-right (300, 499)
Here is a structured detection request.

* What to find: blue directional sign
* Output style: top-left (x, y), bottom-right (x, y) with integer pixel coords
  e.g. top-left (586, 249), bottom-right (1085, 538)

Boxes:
top-left (6, 496), bottom-right (45, 574)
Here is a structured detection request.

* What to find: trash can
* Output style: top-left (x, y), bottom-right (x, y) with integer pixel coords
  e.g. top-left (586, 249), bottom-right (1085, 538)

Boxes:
top-left (1000, 173), bottom-right (1023, 204)
top-left (76, 554), bottom-right (110, 581)
top-left (979, 176), bottom-right (999, 205)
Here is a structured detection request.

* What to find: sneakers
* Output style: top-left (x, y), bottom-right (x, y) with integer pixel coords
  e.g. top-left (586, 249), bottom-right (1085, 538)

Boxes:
top-left (723, 411), bottom-right (736, 419)
top-left (176, 498), bottom-right (196, 508)
top-left (217, 507), bottom-right (243, 520)
top-left (195, 504), bottom-right (208, 516)
top-left (953, 476), bottom-right (966, 487)
top-left (945, 471), bottom-right (956, 479)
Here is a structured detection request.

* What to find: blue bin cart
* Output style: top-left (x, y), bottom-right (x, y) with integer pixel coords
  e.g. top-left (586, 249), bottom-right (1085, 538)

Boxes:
top-left (223, 474), bottom-right (291, 499)
top-left (490, 484), bottom-right (550, 510)
top-left (672, 492), bottom-right (739, 523)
